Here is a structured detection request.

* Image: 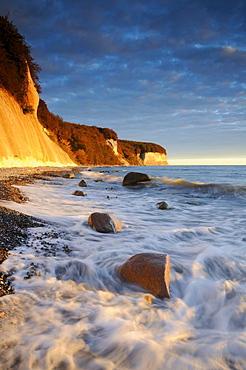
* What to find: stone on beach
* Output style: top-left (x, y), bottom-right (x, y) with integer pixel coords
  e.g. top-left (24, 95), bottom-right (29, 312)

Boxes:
top-left (157, 201), bottom-right (169, 209)
top-left (78, 179), bottom-right (88, 187)
top-left (117, 253), bottom-right (170, 299)
top-left (122, 172), bottom-right (151, 186)
top-left (0, 247), bottom-right (8, 264)
top-left (72, 190), bottom-right (87, 196)
top-left (88, 212), bottom-right (122, 233)
top-left (62, 173), bottom-right (74, 178)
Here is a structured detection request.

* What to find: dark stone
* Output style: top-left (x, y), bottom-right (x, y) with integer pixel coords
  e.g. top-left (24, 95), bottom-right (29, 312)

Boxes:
top-left (72, 190), bottom-right (87, 196)
top-left (117, 253), bottom-right (170, 299)
top-left (62, 173), bottom-right (74, 178)
top-left (88, 212), bottom-right (122, 233)
top-left (122, 172), bottom-right (151, 186)
top-left (157, 201), bottom-right (169, 209)
top-left (94, 179), bottom-right (103, 182)
top-left (78, 180), bottom-right (87, 187)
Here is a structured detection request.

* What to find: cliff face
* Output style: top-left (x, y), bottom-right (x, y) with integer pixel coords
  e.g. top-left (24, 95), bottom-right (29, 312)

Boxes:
top-left (0, 16), bottom-right (168, 168)
top-left (0, 68), bottom-right (75, 168)
top-left (118, 140), bottom-right (168, 166)
top-left (138, 152), bottom-right (168, 166)
top-left (106, 139), bottom-right (168, 166)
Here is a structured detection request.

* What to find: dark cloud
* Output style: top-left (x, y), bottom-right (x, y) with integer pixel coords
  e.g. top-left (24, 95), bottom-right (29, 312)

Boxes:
top-left (1, 0), bottom-right (245, 161)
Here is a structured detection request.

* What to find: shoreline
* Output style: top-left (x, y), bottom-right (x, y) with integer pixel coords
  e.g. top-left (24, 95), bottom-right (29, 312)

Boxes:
top-left (0, 166), bottom-right (81, 297)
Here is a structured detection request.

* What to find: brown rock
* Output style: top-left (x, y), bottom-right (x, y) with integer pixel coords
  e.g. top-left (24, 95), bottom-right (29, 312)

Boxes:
top-left (157, 201), bottom-right (169, 209)
top-left (122, 172), bottom-right (151, 186)
top-left (94, 178), bottom-right (103, 182)
top-left (0, 247), bottom-right (8, 264)
top-left (72, 190), bottom-right (87, 196)
top-left (88, 212), bottom-right (122, 233)
top-left (78, 179), bottom-right (87, 187)
top-left (117, 253), bottom-right (170, 299)
top-left (62, 173), bottom-right (74, 178)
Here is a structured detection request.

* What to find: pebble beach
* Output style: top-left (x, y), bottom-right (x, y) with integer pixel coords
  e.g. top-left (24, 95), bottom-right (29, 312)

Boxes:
top-left (0, 166), bottom-right (78, 297)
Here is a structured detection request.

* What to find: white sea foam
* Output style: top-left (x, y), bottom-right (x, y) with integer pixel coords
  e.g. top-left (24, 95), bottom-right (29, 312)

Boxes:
top-left (0, 166), bottom-right (246, 369)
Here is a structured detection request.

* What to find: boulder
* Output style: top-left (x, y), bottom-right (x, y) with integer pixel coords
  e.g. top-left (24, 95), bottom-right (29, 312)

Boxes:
top-left (117, 253), bottom-right (170, 299)
top-left (88, 212), bottom-right (122, 233)
top-left (62, 173), bottom-right (74, 179)
top-left (157, 201), bottom-right (169, 209)
top-left (122, 172), bottom-right (151, 186)
top-left (72, 190), bottom-right (87, 196)
top-left (78, 179), bottom-right (87, 187)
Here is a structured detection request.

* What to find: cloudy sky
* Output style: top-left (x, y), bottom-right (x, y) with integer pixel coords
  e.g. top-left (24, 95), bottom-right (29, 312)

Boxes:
top-left (1, 0), bottom-right (246, 164)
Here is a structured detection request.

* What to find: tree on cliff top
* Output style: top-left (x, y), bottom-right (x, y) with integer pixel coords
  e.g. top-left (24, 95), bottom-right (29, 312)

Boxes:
top-left (0, 15), bottom-right (41, 108)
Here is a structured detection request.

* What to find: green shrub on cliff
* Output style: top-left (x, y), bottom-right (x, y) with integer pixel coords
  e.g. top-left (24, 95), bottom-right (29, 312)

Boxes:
top-left (0, 15), bottom-right (41, 109)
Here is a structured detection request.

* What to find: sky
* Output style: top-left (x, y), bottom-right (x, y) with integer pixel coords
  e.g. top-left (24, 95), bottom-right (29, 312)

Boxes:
top-left (1, 0), bottom-right (246, 165)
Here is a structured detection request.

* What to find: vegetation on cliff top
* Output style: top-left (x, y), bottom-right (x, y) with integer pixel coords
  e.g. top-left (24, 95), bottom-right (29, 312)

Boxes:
top-left (38, 99), bottom-right (121, 165)
top-left (0, 15), bottom-right (41, 109)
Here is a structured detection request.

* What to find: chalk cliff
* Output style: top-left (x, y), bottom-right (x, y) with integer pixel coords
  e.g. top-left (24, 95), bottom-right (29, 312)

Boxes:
top-left (106, 139), bottom-right (168, 166)
top-left (0, 16), bottom-right (168, 168)
top-left (118, 140), bottom-right (168, 166)
top-left (0, 68), bottom-right (75, 168)
top-left (138, 152), bottom-right (168, 166)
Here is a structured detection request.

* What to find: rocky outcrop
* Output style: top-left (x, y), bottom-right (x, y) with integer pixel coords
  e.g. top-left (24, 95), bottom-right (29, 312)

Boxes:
top-left (0, 67), bottom-right (75, 168)
top-left (88, 212), bottom-right (122, 233)
top-left (122, 172), bottom-right (151, 186)
top-left (117, 253), bottom-right (170, 299)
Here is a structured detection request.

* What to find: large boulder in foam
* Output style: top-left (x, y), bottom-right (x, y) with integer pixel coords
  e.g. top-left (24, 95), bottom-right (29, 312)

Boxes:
top-left (122, 172), bottom-right (151, 186)
top-left (88, 212), bottom-right (122, 233)
top-left (117, 253), bottom-right (170, 299)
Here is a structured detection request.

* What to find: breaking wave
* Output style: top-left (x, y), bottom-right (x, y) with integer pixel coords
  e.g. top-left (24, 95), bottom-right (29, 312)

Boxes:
top-left (155, 176), bottom-right (246, 198)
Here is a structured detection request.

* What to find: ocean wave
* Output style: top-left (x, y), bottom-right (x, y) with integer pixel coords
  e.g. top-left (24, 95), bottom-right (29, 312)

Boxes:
top-left (154, 176), bottom-right (246, 198)
top-left (80, 169), bottom-right (122, 183)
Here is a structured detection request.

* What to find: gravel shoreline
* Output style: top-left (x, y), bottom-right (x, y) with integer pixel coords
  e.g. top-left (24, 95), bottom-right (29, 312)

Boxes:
top-left (0, 166), bottom-right (79, 297)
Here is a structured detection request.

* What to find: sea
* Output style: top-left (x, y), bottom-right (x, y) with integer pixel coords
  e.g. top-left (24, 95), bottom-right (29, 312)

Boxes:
top-left (0, 165), bottom-right (246, 370)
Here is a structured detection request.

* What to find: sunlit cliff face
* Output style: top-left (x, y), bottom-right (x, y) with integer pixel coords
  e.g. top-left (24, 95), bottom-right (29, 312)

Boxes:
top-left (0, 67), bottom-right (75, 168)
top-left (139, 152), bottom-right (168, 166)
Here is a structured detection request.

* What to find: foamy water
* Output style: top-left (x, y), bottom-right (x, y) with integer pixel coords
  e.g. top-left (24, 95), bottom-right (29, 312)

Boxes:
top-left (0, 166), bottom-right (246, 369)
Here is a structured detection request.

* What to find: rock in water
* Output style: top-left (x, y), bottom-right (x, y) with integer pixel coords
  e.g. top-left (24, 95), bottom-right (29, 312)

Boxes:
top-left (72, 190), bottom-right (87, 196)
top-left (78, 180), bottom-right (87, 187)
top-left (122, 172), bottom-right (151, 186)
top-left (157, 201), bottom-right (169, 209)
top-left (62, 173), bottom-right (74, 178)
top-left (88, 212), bottom-right (122, 233)
top-left (117, 253), bottom-right (170, 299)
